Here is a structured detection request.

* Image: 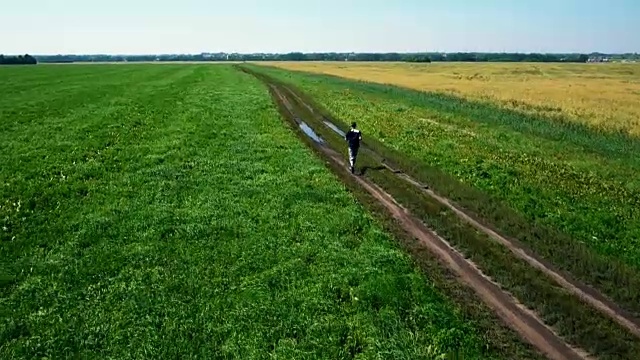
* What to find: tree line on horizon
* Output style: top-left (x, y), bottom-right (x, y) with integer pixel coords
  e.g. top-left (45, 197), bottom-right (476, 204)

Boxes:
top-left (0, 54), bottom-right (37, 65)
top-left (9, 52), bottom-right (640, 64)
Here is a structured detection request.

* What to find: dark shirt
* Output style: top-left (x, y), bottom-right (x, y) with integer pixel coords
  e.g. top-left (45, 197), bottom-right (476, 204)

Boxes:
top-left (345, 128), bottom-right (362, 148)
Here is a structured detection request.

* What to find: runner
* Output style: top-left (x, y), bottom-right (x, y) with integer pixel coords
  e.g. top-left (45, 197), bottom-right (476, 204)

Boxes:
top-left (345, 122), bottom-right (362, 174)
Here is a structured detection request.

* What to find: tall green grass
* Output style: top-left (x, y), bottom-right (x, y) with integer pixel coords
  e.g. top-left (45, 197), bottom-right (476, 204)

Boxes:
top-left (1, 64), bottom-right (502, 358)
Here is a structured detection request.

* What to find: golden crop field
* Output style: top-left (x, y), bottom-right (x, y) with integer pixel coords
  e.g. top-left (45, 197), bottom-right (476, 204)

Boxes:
top-left (264, 61), bottom-right (640, 135)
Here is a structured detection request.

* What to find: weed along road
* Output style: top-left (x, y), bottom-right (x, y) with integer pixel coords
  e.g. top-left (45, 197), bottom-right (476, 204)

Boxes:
top-left (278, 71), bottom-right (640, 341)
top-left (246, 63), bottom-right (640, 359)
top-left (241, 64), bottom-right (640, 359)
top-left (241, 66), bottom-right (594, 360)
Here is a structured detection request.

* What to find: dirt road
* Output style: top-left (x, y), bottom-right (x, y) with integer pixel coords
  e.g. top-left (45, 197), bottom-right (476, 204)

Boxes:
top-left (278, 78), bottom-right (640, 341)
top-left (254, 75), bottom-right (591, 360)
top-left (282, 76), bottom-right (640, 338)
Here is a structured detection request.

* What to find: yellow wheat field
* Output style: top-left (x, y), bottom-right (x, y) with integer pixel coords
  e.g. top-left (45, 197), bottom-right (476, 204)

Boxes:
top-left (264, 61), bottom-right (640, 135)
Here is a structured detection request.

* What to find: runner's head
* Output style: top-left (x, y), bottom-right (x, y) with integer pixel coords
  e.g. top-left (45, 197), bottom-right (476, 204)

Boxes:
top-left (351, 122), bottom-right (357, 129)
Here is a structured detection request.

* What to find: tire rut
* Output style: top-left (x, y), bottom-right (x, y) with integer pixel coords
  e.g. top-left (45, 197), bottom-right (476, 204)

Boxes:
top-left (278, 81), bottom-right (640, 341)
top-left (258, 75), bottom-right (591, 360)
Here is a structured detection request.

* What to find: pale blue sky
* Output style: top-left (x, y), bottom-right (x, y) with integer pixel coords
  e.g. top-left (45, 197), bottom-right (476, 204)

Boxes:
top-left (2, 0), bottom-right (639, 55)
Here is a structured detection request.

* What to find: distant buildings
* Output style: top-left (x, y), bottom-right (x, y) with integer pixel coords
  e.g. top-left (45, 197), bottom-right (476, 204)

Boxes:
top-left (587, 56), bottom-right (610, 63)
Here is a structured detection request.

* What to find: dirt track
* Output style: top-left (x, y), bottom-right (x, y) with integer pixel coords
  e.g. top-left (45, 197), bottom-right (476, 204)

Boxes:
top-left (282, 74), bottom-right (640, 338)
top-left (278, 76), bottom-right (640, 341)
top-left (254, 76), bottom-right (591, 360)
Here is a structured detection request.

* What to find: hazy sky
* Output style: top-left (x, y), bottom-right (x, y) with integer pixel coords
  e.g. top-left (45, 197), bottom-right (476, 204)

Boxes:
top-left (2, 0), bottom-right (639, 55)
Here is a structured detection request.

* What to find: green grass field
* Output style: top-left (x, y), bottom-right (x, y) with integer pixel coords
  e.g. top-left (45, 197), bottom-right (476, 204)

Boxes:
top-left (0, 65), bottom-right (519, 358)
top-left (248, 65), bottom-right (640, 325)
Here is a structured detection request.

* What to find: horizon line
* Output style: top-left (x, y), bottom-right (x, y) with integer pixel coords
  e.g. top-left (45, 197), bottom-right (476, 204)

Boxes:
top-left (11, 51), bottom-right (638, 57)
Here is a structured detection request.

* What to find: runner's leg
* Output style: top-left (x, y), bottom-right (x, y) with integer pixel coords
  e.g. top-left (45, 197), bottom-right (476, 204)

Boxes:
top-left (348, 147), bottom-right (355, 168)
top-left (352, 146), bottom-right (359, 168)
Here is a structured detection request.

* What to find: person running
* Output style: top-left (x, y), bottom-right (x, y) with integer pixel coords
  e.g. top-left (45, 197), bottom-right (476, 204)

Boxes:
top-left (345, 122), bottom-right (362, 174)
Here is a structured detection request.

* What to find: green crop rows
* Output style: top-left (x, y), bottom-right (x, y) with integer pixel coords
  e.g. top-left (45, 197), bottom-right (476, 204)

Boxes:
top-left (0, 64), bottom-right (513, 358)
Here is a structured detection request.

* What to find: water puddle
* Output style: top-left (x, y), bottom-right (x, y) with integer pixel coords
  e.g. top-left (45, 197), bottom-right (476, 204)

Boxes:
top-left (299, 121), bottom-right (324, 144)
top-left (323, 119), bottom-right (346, 137)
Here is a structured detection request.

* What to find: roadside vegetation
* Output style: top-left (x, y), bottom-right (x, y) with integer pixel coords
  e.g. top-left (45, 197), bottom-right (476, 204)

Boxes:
top-left (243, 67), bottom-right (640, 358)
top-left (247, 63), bottom-right (640, 349)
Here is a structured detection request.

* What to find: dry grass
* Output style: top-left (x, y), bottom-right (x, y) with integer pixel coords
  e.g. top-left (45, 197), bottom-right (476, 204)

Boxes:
top-left (263, 61), bottom-right (640, 135)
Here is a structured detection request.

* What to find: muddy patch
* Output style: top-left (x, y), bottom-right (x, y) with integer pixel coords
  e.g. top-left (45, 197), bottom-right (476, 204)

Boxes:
top-left (299, 121), bottom-right (324, 144)
top-left (323, 119), bottom-right (346, 137)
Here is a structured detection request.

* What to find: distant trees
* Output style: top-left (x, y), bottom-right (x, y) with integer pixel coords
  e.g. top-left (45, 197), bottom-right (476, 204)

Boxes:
top-left (0, 54), bottom-right (37, 65)
top-left (405, 55), bottom-right (432, 63)
top-left (578, 54), bottom-right (590, 63)
top-left (264, 52), bottom-right (591, 63)
top-left (421, 53), bottom-right (591, 63)
top-left (32, 52), bottom-right (638, 64)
